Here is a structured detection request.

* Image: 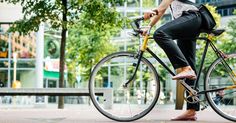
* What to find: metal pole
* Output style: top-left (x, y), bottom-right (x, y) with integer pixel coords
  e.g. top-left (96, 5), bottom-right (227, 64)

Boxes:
top-left (13, 52), bottom-right (17, 82)
top-left (108, 64), bottom-right (111, 88)
top-left (7, 33), bottom-right (12, 88)
top-left (36, 23), bottom-right (44, 88)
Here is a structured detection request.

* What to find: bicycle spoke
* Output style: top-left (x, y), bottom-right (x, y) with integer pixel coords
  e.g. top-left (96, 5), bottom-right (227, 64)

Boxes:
top-left (89, 52), bottom-right (160, 121)
top-left (205, 53), bottom-right (236, 122)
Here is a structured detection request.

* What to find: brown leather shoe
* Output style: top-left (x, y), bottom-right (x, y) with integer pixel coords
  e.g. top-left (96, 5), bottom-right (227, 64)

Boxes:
top-left (172, 69), bottom-right (196, 80)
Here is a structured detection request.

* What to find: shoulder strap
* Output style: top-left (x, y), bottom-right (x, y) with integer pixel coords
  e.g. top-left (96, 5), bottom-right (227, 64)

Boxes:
top-left (169, 5), bottom-right (175, 19)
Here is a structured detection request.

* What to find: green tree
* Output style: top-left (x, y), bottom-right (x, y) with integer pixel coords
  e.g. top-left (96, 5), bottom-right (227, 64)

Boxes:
top-left (4, 0), bottom-right (123, 109)
top-left (220, 10), bottom-right (236, 54)
top-left (66, 15), bottom-right (122, 86)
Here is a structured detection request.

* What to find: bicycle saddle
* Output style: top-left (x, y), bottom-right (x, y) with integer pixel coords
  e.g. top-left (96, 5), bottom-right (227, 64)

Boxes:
top-left (202, 29), bottom-right (225, 36)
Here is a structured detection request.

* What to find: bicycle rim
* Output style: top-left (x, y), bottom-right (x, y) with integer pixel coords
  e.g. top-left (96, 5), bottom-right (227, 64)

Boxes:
top-left (89, 52), bottom-right (160, 122)
top-left (205, 53), bottom-right (236, 122)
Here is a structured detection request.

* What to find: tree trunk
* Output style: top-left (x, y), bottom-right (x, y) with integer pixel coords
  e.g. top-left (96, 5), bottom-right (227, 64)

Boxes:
top-left (58, 0), bottom-right (67, 109)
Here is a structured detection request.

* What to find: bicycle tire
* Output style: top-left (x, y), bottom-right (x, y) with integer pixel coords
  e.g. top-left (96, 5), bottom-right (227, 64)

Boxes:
top-left (205, 53), bottom-right (236, 122)
top-left (89, 52), bottom-right (160, 122)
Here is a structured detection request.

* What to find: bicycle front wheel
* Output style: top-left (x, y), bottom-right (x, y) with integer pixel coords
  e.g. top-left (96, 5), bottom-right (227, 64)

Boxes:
top-left (205, 53), bottom-right (236, 122)
top-left (89, 52), bottom-right (160, 122)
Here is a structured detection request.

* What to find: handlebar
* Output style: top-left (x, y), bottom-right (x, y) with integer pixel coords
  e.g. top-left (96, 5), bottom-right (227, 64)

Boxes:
top-left (130, 11), bottom-right (157, 36)
top-left (130, 17), bottom-right (144, 35)
top-left (130, 16), bottom-right (154, 37)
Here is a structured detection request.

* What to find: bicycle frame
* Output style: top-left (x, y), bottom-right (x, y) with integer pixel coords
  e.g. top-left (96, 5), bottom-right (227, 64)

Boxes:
top-left (124, 31), bottom-right (236, 99)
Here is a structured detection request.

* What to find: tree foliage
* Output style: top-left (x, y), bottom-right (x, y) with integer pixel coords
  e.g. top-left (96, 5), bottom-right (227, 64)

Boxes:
top-left (220, 10), bottom-right (236, 54)
top-left (4, 0), bottom-right (124, 33)
top-left (66, 16), bottom-right (122, 85)
top-left (4, 0), bottom-right (124, 108)
top-left (66, 1), bottom-right (124, 86)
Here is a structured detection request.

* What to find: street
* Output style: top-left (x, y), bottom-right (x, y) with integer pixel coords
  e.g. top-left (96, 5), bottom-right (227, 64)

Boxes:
top-left (0, 104), bottom-right (232, 123)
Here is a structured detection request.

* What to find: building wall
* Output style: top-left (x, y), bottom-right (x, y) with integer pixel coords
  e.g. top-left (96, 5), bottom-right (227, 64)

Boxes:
top-left (0, 32), bottom-right (36, 58)
top-left (11, 33), bottom-right (36, 57)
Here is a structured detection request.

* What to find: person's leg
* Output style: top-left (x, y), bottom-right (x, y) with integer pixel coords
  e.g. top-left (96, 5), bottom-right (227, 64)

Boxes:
top-left (177, 38), bottom-right (200, 111)
top-left (153, 11), bottom-right (202, 79)
top-left (170, 38), bottom-right (199, 121)
top-left (153, 11), bottom-right (202, 120)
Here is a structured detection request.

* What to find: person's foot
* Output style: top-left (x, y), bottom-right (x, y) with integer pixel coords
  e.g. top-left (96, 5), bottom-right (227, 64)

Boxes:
top-left (172, 66), bottom-right (196, 80)
top-left (171, 109), bottom-right (197, 121)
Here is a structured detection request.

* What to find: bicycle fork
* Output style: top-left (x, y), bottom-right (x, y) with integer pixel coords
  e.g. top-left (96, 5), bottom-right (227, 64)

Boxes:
top-left (123, 33), bottom-right (150, 88)
top-left (123, 51), bottom-right (144, 88)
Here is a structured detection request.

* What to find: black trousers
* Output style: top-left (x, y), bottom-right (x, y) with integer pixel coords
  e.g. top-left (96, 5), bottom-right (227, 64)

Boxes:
top-left (153, 11), bottom-right (202, 111)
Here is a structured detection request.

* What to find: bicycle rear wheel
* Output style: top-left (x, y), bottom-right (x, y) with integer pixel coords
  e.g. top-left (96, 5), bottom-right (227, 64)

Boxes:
top-left (89, 52), bottom-right (160, 122)
top-left (205, 53), bottom-right (236, 122)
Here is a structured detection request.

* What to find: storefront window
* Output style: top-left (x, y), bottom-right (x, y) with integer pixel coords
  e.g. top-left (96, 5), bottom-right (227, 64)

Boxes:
top-left (0, 70), bottom-right (8, 87)
top-left (14, 59), bottom-right (35, 68)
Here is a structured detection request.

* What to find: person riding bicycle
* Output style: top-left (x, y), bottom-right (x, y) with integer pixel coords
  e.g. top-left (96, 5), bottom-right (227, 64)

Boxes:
top-left (143, 0), bottom-right (203, 121)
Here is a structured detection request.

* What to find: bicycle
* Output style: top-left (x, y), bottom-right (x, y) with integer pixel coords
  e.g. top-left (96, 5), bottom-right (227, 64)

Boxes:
top-left (89, 16), bottom-right (236, 122)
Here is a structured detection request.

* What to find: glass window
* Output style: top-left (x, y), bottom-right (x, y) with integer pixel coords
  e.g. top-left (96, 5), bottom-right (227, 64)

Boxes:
top-left (223, 9), bottom-right (228, 16)
top-left (229, 8), bottom-right (236, 16)
top-left (16, 59), bottom-right (36, 68)
top-left (0, 59), bottom-right (8, 68)
top-left (0, 71), bottom-right (8, 87)
top-left (22, 42), bottom-right (26, 47)
top-left (217, 9), bottom-right (221, 16)
top-left (0, 36), bottom-right (8, 60)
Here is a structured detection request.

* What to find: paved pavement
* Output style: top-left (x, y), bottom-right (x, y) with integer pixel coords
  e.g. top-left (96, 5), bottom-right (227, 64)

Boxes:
top-left (0, 104), bottom-right (233, 123)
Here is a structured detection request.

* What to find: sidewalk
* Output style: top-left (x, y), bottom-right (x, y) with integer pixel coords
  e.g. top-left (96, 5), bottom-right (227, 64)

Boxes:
top-left (0, 104), bottom-right (232, 123)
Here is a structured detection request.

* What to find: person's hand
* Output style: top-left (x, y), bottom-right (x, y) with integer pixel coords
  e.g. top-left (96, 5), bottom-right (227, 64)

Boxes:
top-left (144, 11), bottom-right (156, 20)
top-left (141, 26), bottom-right (151, 36)
top-left (141, 28), bottom-right (148, 36)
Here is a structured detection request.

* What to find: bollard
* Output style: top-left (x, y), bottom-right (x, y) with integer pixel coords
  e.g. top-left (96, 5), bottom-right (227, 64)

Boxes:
top-left (175, 81), bottom-right (185, 110)
top-left (103, 88), bottom-right (113, 109)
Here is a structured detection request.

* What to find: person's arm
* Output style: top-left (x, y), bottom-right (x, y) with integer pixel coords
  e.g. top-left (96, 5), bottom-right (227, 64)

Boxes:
top-left (144, 0), bottom-right (173, 27)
